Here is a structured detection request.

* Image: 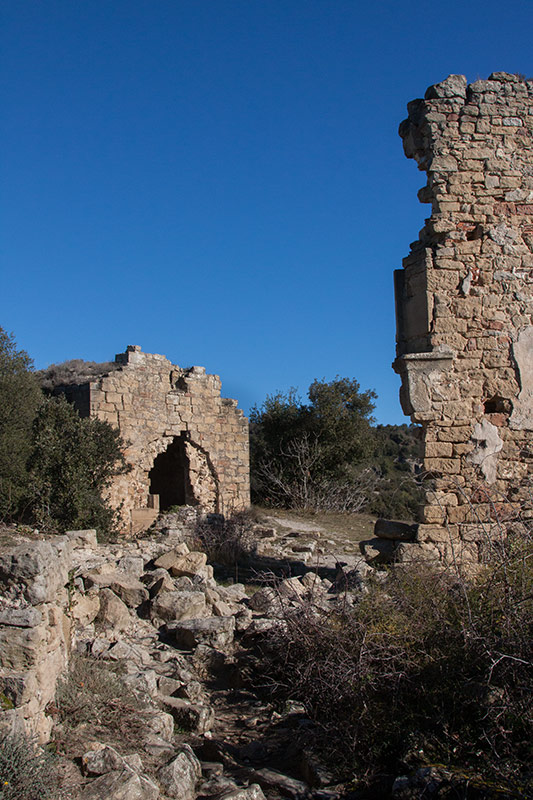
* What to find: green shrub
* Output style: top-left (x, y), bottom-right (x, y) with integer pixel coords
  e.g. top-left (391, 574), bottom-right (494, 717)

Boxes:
top-left (0, 732), bottom-right (61, 800)
top-left (26, 396), bottom-right (129, 535)
top-left (0, 328), bottom-right (42, 521)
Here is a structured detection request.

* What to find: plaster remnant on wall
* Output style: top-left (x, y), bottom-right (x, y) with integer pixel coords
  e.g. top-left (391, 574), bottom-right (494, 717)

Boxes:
top-left (510, 326), bottom-right (533, 431)
top-left (393, 72), bottom-right (533, 564)
top-left (468, 419), bottom-right (503, 484)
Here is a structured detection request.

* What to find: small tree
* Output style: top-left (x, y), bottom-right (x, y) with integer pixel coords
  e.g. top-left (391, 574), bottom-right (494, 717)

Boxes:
top-left (250, 377), bottom-right (377, 510)
top-left (0, 328), bottom-right (42, 520)
top-left (26, 396), bottom-right (129, 534)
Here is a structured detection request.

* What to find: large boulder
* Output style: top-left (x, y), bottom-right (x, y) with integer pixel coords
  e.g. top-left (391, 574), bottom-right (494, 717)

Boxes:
top-left (167, 616), bottom-right (235, 650)
top-left (151, 590), bottom-right (208, 623)
top-left (95, 589), bottom-right (132, 632)
top-left (157, 746), bottom-right (202, 800)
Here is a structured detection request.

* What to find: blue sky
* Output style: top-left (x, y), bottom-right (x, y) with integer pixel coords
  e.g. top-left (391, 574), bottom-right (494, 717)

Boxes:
top-left (2, 1), bottom-right (532, 424)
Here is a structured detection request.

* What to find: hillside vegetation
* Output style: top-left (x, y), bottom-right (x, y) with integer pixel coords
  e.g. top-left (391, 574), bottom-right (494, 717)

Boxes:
top-left (0, 327), bottom-right (128, 534)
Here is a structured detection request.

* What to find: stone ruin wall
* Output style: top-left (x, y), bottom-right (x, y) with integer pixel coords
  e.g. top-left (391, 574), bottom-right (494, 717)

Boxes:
top-left (394, 72), bottom-right (533, 563)
top-left (63, 346), bottom-right (250, 533)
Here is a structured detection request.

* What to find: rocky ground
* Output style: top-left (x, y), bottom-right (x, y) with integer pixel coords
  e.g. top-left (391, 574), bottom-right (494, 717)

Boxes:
top-left (0, 509), bottom-right (479, 799)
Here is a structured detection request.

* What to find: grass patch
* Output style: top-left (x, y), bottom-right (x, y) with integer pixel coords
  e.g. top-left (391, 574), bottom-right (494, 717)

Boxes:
top-left (255, 506), bottom-right (377, 543)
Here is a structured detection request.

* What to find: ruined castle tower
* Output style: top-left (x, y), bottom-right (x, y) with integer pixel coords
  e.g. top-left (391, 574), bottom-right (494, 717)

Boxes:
top-left (394, 73), bottom-right (533, 563)
top-left (51, 346), bottom-right (250, 533)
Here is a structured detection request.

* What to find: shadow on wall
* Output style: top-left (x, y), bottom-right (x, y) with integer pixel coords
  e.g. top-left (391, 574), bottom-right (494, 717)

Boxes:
top-left (149, 434), bottom-right (192, 510)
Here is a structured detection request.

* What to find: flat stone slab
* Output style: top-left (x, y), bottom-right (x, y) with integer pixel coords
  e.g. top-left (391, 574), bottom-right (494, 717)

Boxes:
top-left (265, 516), bottom-right (323, 533)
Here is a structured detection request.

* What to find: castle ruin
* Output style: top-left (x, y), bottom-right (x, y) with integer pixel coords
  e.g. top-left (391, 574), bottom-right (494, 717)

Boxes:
top-left (51, 346), bottom-right (250, 533)
top-left (394, 72), bottom-right (533, 563)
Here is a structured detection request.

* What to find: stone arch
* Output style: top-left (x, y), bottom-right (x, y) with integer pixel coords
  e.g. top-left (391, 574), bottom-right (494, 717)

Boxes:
top-left (148, 433), bottom-right (220, 513)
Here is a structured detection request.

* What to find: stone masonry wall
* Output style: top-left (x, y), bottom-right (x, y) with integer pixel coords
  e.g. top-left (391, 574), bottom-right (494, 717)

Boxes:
top-left (63, 346), bottom-right (249, 533)
top-left (394, 72), bottom-right (533, 563)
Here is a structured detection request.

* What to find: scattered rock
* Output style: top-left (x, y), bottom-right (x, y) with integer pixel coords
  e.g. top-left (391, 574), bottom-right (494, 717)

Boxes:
top-left (160, 696), bottom-right (215, 733)
top-left (82, 743), bottom-right (125, 776)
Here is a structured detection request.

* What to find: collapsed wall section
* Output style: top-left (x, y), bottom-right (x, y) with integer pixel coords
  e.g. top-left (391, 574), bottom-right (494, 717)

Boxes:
top-left (60, 346), bottom-right (249, 533)
top-left (394, 72), bottom-right (533, 563)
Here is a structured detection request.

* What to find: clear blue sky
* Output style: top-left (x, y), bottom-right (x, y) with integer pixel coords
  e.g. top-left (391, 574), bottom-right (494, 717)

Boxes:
top-left (2, 1), bottom-right (532, 424)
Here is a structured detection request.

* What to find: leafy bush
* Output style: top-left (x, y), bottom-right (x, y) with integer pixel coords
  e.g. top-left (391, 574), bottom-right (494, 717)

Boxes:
top-left (0, 732), bottom-right (61, 800)
top-left (254, 524), bottom-right (533, 792)
top-left (0, 329), bottom-right (129, 535)
top-left (0, 328), bottom-right (42, 521)
top-left (26, 396), bottom-right (129, 535)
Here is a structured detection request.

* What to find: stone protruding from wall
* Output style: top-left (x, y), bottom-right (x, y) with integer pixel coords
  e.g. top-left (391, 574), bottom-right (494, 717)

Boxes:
top-left (58, 346), bottom-right (249, 533)
top-left (394, 72), bottom-right (533, 563)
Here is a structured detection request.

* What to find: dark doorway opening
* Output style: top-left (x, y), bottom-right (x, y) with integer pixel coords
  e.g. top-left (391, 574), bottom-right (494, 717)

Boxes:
top-left (149, 434), bottom-right (194, 511)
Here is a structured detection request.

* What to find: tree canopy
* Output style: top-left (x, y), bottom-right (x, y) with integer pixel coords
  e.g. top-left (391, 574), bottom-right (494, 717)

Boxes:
top-left (0, 326), bottom-right (129, 535)
top-left (0, 328), bottom-right (42, 519)
top-left (250, 377), bottom-right (378, 511)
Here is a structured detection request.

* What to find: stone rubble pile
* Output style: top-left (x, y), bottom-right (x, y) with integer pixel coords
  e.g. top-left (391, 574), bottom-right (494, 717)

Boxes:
top-left (0, 516), bottom-right (375, 800)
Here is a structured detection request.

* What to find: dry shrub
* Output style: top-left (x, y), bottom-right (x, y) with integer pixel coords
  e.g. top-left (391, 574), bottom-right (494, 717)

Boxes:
top-left (194, 510), bottom-right (258, 567)
top-left (37, 359), bottom-right (119, 391)
top-left (254, 525), bottom-right (533, 793)
top-left (54, 655), bottom-right (148, 758)
top-left (0, 732), bottom-right (61, 800)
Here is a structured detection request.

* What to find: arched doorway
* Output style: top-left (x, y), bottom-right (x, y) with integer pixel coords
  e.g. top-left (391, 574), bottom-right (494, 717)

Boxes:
top-left (149, 434), bottom-right (194, 511)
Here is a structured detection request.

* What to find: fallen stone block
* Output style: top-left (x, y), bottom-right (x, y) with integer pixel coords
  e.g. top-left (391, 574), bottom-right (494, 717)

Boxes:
top-left (153, 545), bottom-right (190, 571)
top-left (159, 696), bottom-right (215, 733)
top-left (359, 538), bottom-right (397, 565)
top-left (167, 615), bottom-right (235, 650)
top-left (86, 572), bottom-right (149, 608)
top-left (151, 590), bottom-right (207, 623)
top-left (374, 518), bottom-right (419, 542)
top-left (168, 552), bottom-right (207, 579)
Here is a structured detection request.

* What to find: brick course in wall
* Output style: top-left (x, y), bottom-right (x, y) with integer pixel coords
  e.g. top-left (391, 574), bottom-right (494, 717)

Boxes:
top-left (394, 72), bottom-right (533, 563)
top-left (58, 345), bottom-right (249, 534)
